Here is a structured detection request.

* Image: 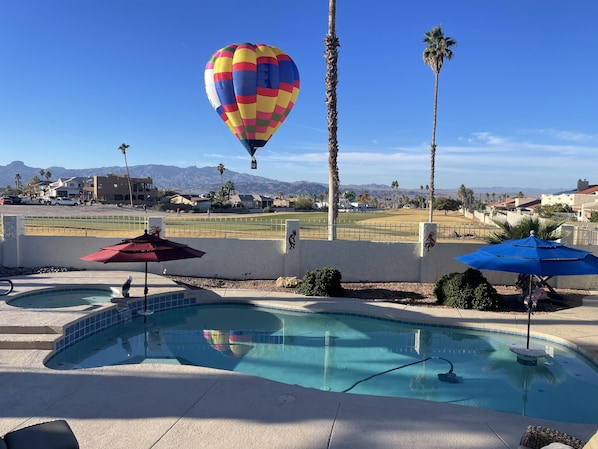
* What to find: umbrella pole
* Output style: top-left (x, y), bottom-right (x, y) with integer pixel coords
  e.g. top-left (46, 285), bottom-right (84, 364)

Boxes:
top-left (526, 274), bottom-right (533, 349)
top-left (144, 261), bottom-right (148, 324)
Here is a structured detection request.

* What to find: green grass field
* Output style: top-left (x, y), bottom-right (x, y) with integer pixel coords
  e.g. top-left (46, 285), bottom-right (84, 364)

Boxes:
top-left (21, 208), bottom-right (493, 241)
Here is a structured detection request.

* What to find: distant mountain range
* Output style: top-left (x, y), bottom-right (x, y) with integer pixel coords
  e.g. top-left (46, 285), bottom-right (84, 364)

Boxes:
top-left (0, 161), bottom-right (564, 198)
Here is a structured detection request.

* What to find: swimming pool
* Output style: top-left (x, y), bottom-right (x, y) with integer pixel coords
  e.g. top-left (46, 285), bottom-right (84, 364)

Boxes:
top-left (8, 287), bottom-right (117, 308)
top-left (45, 303), bottom-right (598, 424)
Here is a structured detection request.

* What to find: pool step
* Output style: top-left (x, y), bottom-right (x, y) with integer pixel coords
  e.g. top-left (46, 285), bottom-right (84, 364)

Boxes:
top-left (0, 325), bottom-right (61, 350)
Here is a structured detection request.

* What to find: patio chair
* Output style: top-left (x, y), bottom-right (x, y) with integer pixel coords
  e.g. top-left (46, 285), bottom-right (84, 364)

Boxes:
top-left (1, 420), bottom-right (79, 449)
top-left (519, 425), bottom-right (598, 449)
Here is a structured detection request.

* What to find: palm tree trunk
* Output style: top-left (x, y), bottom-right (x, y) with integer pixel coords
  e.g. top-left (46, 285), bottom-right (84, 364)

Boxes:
top-left (325, 0), bottom-right (340, 240)
top-left (428, 72), bottom-right (439, 222)
top-left (124, 153), bottom-right (134, 208)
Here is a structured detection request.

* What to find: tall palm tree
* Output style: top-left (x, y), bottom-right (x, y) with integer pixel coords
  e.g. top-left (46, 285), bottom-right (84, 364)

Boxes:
top-left (422, 25), bottom-right (456, 223)
top-left (118, 143), bottom-right (133, 207)
top-left (14, 173), bottom-right (22, 192)
top-left (217, 163), bottom-right (225, 186)
top-left (391, 180), bottom-right (399, 208)
top-left (325, 0), bottom-right (340, 240)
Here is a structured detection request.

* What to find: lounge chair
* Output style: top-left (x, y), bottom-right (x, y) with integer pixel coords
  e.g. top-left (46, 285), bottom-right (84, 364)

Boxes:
top-left (1, 420), bottom-right (79, 449)
top-left (519, 425), bottom-right (598, 449)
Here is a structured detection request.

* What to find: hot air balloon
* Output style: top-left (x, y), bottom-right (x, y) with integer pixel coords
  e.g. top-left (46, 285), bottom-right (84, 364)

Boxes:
top-left (204, 43), bottom-right (300, 169)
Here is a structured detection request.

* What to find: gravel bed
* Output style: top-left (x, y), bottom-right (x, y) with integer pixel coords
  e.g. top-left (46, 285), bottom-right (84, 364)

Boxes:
top-left (1, 267), bottom-right (586, 313)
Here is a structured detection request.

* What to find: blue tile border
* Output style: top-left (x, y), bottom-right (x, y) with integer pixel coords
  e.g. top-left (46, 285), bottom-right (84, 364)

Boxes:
top-left (55, 292), bottom-right (196, 353)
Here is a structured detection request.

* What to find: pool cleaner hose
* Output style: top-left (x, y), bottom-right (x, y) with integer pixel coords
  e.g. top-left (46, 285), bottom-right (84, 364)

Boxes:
top-left (342, 356), bottom-right (461, 393)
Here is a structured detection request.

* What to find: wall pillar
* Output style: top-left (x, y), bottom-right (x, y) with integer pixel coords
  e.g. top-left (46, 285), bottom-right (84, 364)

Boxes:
top-left (419, 222), bottom-right (438, 283)
top-left (560, 224), bottom-right (574, 246)
top-left (2, 215), bottom-right (24, 267)
top-left (147, 217), bottom-right (166, 236)
top-left (284, 220), bottom-right (300, 277)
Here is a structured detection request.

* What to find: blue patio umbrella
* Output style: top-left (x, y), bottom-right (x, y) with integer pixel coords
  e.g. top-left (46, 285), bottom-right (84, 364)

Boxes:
top-left (456, 231), bottom-right (598, 351)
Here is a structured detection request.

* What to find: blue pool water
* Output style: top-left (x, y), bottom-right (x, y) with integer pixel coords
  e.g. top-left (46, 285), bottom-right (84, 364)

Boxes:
top-left (8, 288), bottom-right (116, 308)
top-left (45, 303), bottom-right (598, 424)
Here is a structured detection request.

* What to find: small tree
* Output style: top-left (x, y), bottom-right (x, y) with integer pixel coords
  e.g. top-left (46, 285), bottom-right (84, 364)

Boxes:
top-left (294, 196), bottom-right (314, 210)
top-left (434, 197), bottom-right (460, 214)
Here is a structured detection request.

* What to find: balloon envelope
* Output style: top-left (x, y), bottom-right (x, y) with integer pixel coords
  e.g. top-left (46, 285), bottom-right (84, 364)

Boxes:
top-left (205, 43), bottom-right (300, 159)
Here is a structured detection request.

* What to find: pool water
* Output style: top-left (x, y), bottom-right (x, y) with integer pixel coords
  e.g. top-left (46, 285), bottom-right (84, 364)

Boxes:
top-left (45, 303), bottom-right (598, 424)
top-left (8, 288), bottom-right (116, 308)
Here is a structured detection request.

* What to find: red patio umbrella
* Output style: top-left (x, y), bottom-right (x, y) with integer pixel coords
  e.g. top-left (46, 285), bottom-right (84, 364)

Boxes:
top-left (80, 229), bottom-right (205, 320)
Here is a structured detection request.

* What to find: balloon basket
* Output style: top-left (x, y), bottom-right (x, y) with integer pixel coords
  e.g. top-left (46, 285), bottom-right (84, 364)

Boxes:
top-left (251, 158), bottom-right (257, 169)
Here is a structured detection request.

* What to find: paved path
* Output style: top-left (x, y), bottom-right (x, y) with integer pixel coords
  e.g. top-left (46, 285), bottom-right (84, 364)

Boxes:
top-left (1, 272), bottom-right (597, 448)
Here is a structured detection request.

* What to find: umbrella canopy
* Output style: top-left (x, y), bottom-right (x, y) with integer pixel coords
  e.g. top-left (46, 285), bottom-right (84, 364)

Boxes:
top-left (80, 230), bottom-right (205, 320)
top-left (455, 232), bottom-right (598, 352)
top-left (80, 231), bottom-right (206, 263)
top-left (456, 234), bottom-right (598, 276)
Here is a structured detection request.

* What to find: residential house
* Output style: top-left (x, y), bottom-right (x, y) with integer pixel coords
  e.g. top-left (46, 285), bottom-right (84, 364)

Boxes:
top-left (43, 177), bottom-right (93, 200)
top-left (486, 197), bottom-right (539, 214)
top-left (541, 179), bottom-right (598, 221)
top-left (92, 174), bottom-right (158, 204)
top-left (169, 194), bottom-right (212, 212)
top-left (229, 193), bottom-right (274, 209)
top-left (273, 196), bottom-right (296, 208)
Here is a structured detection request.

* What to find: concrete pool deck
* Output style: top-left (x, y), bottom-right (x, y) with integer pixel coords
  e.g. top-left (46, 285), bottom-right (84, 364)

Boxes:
top-left (1, 271), bottom-right (597, 449)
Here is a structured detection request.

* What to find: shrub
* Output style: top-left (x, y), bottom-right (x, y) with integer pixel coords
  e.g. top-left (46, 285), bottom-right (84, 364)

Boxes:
top-left (433, 268), bottom-right (499, 311)
top-left (295, 267), bottom-right (344, 297)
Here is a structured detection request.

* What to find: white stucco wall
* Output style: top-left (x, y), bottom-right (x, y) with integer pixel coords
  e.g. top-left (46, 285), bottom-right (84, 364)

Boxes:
top-left (2, 215), bottom-right (598, 289)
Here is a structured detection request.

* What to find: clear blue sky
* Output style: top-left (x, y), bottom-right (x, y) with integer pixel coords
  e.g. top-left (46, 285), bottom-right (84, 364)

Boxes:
top-left (1, 1), bottom-right (596, 191)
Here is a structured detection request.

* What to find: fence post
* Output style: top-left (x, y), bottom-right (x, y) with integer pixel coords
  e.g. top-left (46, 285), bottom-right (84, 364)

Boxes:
top-left (148, 217), bottom-right (166, 236)
top-left (1, 215), bottom-right (24, 267)
top-left (560, 224), bottom-right (575, 246)
top-left (284, 220), bottom-right (300, 278)
top-left (419, 222), bottom-right (438, 283)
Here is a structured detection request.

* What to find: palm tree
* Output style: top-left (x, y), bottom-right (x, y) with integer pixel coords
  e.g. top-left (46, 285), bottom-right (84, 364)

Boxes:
top-left (484, 217), bottom-right (566, 244)
top-left (391, 180), bottom-right (399, 208)
top-left (44, 170), bottom-right (51, 181)
top-left (325, 0), bottom-right (340, 240)
top-left (118, 143), bottom-right (133, 207)
top-left (422, 25), bottom-right (456, 223)
top-left (223, 180), bottom-right (235, 201)
top-left (14, 173), bottom-right (22, 192)
top-left (217, 163), bottom-right (225, 186)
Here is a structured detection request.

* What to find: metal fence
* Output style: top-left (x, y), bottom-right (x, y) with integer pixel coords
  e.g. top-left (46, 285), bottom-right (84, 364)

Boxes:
top-left (436, 224), bottom-right (498, 242)
top-left (6, 215), bottom-right (503, 242)
top-left (573, 226), bottom-right (598, 246)
top-left (165, 217), bottom-right (496, 242)
top-left (164, 217), bottom-right (286, 239)
top-left (22, 215), bottom-right (148, 237)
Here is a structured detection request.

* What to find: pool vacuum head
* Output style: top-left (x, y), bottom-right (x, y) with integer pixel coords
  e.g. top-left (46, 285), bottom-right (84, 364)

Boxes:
top-left (438, 371), bottom-right (461, 383)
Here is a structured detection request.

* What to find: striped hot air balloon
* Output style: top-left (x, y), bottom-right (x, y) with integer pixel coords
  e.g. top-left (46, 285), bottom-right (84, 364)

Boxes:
top-left (204, 43), bottom-right (300, 169)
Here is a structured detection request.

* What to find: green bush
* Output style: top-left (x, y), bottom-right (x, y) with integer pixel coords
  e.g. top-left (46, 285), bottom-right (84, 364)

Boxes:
top-left (433, 268), bottom-right (499, 311)
top-left (295, 267), bottom-right (344, 297)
